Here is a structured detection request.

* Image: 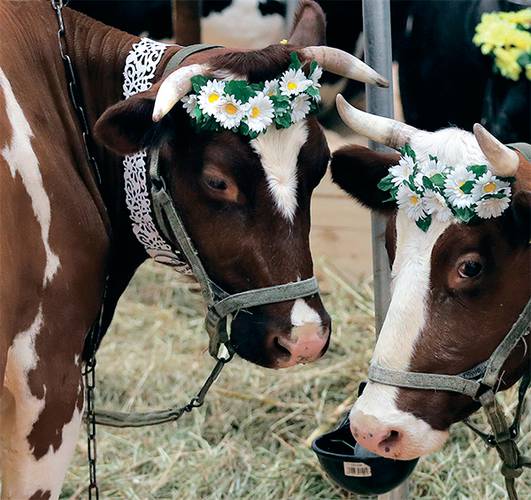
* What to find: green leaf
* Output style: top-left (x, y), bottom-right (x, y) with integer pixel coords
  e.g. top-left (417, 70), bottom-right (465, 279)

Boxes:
top-left (517, 51), bottom-right (531, 67)
top-left (429, 154), bottom-right (438, 162)
top-left (191, 75), bottom-right (209, 93)
top-left (430, 173), bottom-right (445, 188)
top-left (239, 121), bottom-right (250, 136)
top-left (193, 105), bottom-right (203, 121)
top-left (459, 180), bottom-right (475, 194)
top-left (290, 51), bottom-right (302, 70)
top-left (306, 86), bottom-right (320, 99)
top-left (467, 164), bottom-right (488, 177)
top-left (309, 60), bottom-right (318, 76)
top-left (422, 176), bottom-right (434, 190)
top-left (416, 215), bottom-right (432, 232)
top-left (274, 112), bottom-right (292, 129)
top-left (454, 207), bottom-right (476, 223)
top-left (377, 174), bottom-right (395, 192)
top-left (224, 80), bottom-right (255, 103)
top-left (401, 143), bottom-right (416, 161)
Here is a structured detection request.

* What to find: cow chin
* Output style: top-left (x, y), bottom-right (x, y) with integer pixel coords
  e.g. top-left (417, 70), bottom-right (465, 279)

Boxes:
top-left (349, 383), bottom-right (449, 460)
top-left (229, 302), bottom-right (331, 369)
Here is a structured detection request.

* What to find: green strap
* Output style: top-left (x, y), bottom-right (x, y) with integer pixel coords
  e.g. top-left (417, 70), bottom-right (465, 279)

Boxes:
top-left (163, 43), bottom-right (222, 77)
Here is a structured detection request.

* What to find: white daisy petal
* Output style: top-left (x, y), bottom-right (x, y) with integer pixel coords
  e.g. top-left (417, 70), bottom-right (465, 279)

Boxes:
top-left (182, 94), bottom-right (198, 117)
top-left (389, 156), bottom-right (416, 187)
top-left (396, 184), bottom-right (427, 222)
top-left (476, 196), bottom-right (511, 219)
top-left (310, 65), bottom-right (323, 87)
top-left (215, 95), bottom-right (245, 130)
top-left (472, 171), bottom-right (511, 201)
top-left (263, 79), bottom-right (280, 97)
top-left (280, 68), bottom-right (313, 96)
top-left (423, 189), bottom-right (453, 222)
top-left (246, 92), bottom-right (274, 132)
top-left (291, 94), bottom-right (311, 123)
top-left (444, 167), bottom-right (478, 208)
top-left (197, 80), bottom-right (226, 116)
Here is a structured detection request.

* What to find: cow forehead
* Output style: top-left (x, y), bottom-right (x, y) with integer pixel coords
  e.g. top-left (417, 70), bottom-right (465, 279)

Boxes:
top-left (250, 121), bottom-right (309, 222)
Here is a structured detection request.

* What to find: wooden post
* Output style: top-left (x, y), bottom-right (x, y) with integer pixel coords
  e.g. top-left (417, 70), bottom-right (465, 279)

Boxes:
top-left (172, 0), bottom-right (202, 46)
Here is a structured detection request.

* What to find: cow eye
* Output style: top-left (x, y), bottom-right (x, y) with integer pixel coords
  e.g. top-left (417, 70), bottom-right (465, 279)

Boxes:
top-left (458, 260), bottom-right (483, 279)
top-left (205, 176), bottom-right (227, 191)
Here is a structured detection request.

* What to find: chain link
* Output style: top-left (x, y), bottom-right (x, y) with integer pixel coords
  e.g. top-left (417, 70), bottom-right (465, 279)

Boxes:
top-left (83, 358), bottom-right (99, 499)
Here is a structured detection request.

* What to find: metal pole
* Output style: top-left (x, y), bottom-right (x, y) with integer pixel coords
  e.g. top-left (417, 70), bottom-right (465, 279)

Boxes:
top-left (362, 1), bottom-right (408, 499)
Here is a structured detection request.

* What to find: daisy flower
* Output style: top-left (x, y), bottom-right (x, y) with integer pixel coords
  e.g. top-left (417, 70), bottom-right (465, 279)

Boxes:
top-left (389, 155), bottom-right (416, 187)
top-left (197, 80), bottom-right (225, 116)
top-left (423, 189), bottom-right (453, 222)
top-left (215, 94), bottom-right (245, 129)
top-left (263, 79), bottom-right (279, 97)
top-left (291, 94), bottom-right (311, 123)
top-left (476, 196), bottom-right (511, 219)
top-left (246, 93), bottom-right (274, 132)
top-left (421, 157), bottom-right (448, 178)
top-left (397, 184), bottom-right (426, 222)
top-left (310, 65), bottom-right (323, 87)
top-left (472, 171), bottom-right (511, 200)
top-left (279, 68), bottom-right (312, 96)
top-left (444, 167), bottom-right (478, 208)
top-left (182, 94), bottom-right (198, 117)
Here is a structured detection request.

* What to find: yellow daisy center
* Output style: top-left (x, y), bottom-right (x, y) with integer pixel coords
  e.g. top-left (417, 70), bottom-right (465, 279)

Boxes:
top-left (409, 195), bottom-right (419, 206)
top-left (483, 181), bottom-right (497, 193)
top-left (458, 181), bottom-right (466, 188)
top-left (287, 81), bottom-right (298, 91)
top-left (208, 93), bottom-right (220, 103)
top-left (250, 106), bottom-right (261, 119)
top-left (224, 103), bottom-right (238, 115)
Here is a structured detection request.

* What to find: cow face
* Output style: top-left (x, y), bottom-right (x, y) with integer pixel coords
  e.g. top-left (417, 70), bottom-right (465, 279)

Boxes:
top-left (92, 1), bottom-right (352, 369)
top-left (331, 104), bottom-right (530, 459)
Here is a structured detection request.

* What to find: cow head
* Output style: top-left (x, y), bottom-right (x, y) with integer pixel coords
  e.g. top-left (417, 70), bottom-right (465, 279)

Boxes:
top-left (330, 96), bottom-right (530, 459)
top-left (94, 2), bottom-right (388, 369)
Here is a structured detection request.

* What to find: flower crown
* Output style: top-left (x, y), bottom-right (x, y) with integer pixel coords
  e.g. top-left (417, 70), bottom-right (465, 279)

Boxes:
top-left (473, 8), bottom-right (531, 81)
top-left (181, 52), bottom-right (322, 138)
top-left (377, 144), bottom-right (514, 232)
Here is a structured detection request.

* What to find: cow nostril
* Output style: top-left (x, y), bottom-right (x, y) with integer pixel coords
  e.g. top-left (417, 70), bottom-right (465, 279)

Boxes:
top-left (379, 429), bottom-right (401, 452)
top-left (273, 337), bottom-right (291, 359)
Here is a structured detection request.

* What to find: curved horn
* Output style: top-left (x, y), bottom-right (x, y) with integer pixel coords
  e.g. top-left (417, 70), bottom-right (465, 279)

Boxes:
top-left (336, 94), bottom-right (418, 149)
top-left (152, 64), bottom-right (207, 122)
top-left (473, 123), bottom-right (519, 177)
top-left (301, 46), bottom-right (389, 88)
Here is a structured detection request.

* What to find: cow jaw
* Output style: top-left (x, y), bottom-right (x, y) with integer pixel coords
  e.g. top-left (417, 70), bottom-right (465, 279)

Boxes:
top-left (350, 211), bottom-right (452, 459)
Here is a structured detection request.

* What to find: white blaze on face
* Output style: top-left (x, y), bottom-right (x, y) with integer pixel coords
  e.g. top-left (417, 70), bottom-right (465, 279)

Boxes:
top-left (290, 298), bottom-right (321, 326)
top-left (0, 66), bottom-right (60, 286)
top-left (250, 121), bottom-right (308, 222)
top-left (351, 211), bottom-right (451, 455)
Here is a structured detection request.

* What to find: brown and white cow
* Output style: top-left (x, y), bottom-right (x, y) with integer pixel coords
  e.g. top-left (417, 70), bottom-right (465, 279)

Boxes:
top-left (330, 96), bottom-right (530, 461)
top-left (0, 0), bottom-right (389, 497)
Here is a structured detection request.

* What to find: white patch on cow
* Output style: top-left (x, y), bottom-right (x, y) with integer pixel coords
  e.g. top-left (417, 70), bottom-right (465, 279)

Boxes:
top-left (0, 67), bottom-right (60, 286)
top-left (290, 298), bottom-right (321, 326)
top-left (1, 306), bottom-right (84, 499)
top-left (351, 211), bottom-right (452, 456)
top-left (411, 128), bottom-right (489, 169)
top-left (250, 121), bottom-right (308, 222)
top-left (202, 0), bottom-right (285, 49)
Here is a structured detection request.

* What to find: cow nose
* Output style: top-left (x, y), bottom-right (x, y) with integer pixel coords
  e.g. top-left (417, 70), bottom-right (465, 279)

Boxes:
top-left (274, 322), bottom-right (329, 367)
top-left (350, 411), bottom-right (404, 458)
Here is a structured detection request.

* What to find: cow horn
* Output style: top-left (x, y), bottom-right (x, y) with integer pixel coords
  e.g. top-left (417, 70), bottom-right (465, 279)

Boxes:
top-left (301, 46), bottom-right (389, 88)
top-left (473, 123), bottom-right (519, 177)
top-left (335, 94), bottom-right (418, 149)
top-left (152, 64), bottom-right (207, 122)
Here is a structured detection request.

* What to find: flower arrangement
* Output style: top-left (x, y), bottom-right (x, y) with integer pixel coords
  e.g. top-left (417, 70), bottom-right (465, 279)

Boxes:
top-left (473, 8), bottom-right (531, 81)
top-left (377, 145), bottom-right (513, 232)
top-left (181, 52), bottom-right (322, 138)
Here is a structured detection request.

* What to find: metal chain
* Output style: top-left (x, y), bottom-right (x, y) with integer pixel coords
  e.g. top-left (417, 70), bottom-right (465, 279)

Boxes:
top-left (83, 358), bottom-right (99, 499)
top-left (50, 0), bottom-right (103, 186)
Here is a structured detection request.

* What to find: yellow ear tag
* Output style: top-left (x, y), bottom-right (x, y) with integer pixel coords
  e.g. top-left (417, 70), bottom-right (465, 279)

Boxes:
top-left (279, 39), bottom-right (288, 45)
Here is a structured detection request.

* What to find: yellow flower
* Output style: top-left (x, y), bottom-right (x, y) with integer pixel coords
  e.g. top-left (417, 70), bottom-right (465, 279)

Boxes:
top-left (494, 47), bottom-right (523, 80)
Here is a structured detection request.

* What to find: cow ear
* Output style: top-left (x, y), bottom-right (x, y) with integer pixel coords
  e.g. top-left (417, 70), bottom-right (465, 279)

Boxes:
top-left (330, 145), bottom-right (400, 212)
top-left (94, 90), bottom-right (158, 155)
top-left (288, 0), bottom-right (326, 46)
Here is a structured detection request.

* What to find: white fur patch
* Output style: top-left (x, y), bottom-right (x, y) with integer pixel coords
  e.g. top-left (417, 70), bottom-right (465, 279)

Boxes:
top-left (1, 306), bottom-right (83, 499)
top-left (250, 121), bottom-right (308, 222)
top-left (202, 0), bottom-right (285, 49)
top-left (290, 298), bottom-right (321, 326)
top-left (0, 67), bottom-right (60, 286)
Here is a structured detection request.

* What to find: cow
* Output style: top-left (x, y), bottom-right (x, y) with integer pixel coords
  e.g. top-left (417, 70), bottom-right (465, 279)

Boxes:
top-left (330, 96), bottom-right (530, 460)
top-left (0, 0), bottom-right (388, 497)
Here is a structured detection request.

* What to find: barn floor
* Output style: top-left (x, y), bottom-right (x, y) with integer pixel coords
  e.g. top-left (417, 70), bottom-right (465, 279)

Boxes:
top-left (63, 262), bottom-right (530, 499)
